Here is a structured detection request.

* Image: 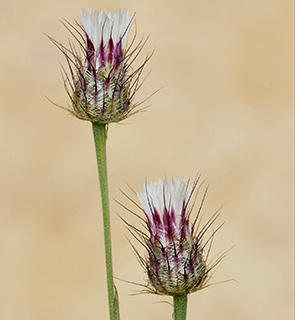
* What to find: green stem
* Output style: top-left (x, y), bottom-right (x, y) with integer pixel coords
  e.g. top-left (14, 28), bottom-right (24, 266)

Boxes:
top-left (92, 123), bottom-right (114, 320)
top-left (173, 295), bottom-right (188, 320)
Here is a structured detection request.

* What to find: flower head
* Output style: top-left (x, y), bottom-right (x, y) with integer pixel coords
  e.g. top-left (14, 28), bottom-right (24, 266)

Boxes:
top-left (125, 177), bottom-right (224, 296)
top-left (50, 8), bottom-right (150, 123)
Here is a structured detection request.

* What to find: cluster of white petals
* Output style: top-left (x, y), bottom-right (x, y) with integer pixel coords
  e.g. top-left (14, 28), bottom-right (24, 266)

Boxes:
top-left (81, 8), bottom-right (134, 51)
top-left (137, 177), bottom-right (193, 226)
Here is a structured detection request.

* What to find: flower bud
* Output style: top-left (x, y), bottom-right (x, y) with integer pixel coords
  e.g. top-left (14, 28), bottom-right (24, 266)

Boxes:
top-left (127, 177), bottom-right (222, 296)
top-left (50, 9), bottom-right (149, 123)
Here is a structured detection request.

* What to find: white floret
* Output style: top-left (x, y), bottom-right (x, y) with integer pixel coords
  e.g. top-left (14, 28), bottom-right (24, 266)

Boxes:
top-left (81, 8), bottom-right (134, 50)
top-left (137, 178), bottom-right (193, 227)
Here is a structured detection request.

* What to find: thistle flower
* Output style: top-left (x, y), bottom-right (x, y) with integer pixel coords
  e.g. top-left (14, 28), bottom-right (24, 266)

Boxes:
top-left (124, 177), bottom-right (224, 296)
top-left (50, 8), bottom-right (150, 123)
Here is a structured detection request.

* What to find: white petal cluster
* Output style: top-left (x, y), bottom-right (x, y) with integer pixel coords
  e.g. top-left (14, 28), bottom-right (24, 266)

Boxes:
top-left (137, 177), bottom-right (193, 226)
top-left (81, 8), bottom-right (134, 50)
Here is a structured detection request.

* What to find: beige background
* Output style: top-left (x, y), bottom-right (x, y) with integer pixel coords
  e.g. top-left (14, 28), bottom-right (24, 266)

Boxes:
top-left (0, 0), bottom-right (293, 319)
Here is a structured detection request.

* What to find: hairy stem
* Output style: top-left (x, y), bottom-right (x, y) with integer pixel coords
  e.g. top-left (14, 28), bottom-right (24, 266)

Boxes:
top-left (173, 295), bottom-right (188, 320)
top-left (92, 123), bottom-right (115, 320)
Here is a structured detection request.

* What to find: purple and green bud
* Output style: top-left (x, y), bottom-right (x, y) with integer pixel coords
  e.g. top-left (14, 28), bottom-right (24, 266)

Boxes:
top-left (127, 177), bottom-right (222, 296)
top-left (50, 9), bottom-right (149, 123)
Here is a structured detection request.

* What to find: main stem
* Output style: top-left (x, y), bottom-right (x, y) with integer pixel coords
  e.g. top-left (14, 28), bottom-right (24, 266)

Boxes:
top-left (173, 295), bottom-right (188, 320)
top-left (92, 123), bottom-right (114, 320)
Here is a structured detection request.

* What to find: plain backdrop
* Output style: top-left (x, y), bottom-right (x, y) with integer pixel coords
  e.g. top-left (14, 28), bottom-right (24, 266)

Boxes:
top-left (0, 0), bottom-right (293, 319)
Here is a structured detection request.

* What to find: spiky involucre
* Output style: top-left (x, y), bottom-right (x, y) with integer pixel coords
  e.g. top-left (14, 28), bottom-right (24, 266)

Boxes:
top-left (126, 177), bottom-right (223, 296)
top-left (50, 8), bottom-right (151, 123)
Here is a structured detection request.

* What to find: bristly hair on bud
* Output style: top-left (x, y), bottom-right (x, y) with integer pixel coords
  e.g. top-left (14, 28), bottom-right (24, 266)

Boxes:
top-left (120, 176), bottom-right (228, 296)
top-left (48, 8), bottom-right (152, 124)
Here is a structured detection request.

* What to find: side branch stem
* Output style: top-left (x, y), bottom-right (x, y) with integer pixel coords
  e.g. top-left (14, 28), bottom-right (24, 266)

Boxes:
top-left (92, 123), bottom-right (115, 320)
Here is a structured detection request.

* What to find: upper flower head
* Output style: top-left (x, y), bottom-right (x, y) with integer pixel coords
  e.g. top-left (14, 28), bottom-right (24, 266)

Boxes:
top-left (125, 177), bottom-right (225, 296)
top-left (50, 8), bottom-right (150, 123)
top-left (81, 9), bottom-right (133, 70)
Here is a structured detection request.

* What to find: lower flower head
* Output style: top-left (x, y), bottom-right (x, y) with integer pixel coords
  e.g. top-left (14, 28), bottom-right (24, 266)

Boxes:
top-left (125, 177), bottom-right (224, 296)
